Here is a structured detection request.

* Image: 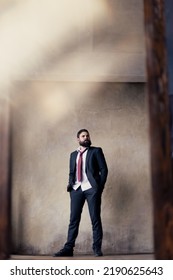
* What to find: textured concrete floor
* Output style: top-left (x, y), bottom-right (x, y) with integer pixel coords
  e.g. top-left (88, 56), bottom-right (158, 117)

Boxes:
top-left (10, 254), bottom-right (154, 260)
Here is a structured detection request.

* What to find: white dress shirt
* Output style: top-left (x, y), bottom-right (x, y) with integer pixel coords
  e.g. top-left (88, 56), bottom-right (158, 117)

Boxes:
top-left (73, 148), bottom-right (92, 191)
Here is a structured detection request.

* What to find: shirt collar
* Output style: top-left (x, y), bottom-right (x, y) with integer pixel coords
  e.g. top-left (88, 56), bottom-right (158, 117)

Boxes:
top-left (77, 147), bottom-right (89, 153)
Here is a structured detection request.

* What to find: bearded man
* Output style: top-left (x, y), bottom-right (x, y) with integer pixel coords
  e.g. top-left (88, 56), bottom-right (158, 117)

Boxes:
top-left (53, 129), bottom-right (108, 257)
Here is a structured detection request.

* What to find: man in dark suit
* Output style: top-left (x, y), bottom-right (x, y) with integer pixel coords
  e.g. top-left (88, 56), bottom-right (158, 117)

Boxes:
top-left (53, 129), bottom-right (108, 257)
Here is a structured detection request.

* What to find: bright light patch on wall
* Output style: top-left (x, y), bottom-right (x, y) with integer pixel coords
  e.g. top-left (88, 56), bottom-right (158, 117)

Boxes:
top-left (0, 0), bottom-right (107, 98)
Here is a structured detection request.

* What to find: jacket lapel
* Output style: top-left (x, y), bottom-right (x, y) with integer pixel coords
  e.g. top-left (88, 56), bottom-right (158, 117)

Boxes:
top-left (86, 147), bottom-right (92, 169)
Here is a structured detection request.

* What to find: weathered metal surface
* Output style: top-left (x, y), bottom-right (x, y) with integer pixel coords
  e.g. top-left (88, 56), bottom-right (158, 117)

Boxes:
top-left (165, 0), bottom-right (173, 95)
top-left (165, 0), bottom-right (173, 156)
top-left (0, 101), bottom-right (11, 260)
top-left (144, 0), bottom-right (173, 259)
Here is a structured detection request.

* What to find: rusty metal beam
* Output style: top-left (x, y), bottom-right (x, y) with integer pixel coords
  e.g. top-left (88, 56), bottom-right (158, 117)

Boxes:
top-left (165, 0), bottom-right (173, 156)
top-left (144, 0), bottom-right (173, 259)
top-left (0, 100), bottom-right (11, 260)
top-left (165, 0), bottom-right (173, 96)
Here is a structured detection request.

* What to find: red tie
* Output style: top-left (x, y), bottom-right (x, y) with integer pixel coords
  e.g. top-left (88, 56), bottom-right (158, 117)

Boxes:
top-left (77, 149), bottom-right (86, 182)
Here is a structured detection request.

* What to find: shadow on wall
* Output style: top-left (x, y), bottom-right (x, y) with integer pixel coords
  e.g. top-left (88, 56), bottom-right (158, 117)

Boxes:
top-left (0, 0), bottom-right (145, 95)
top-left (95, 83), bottom-right (152, 254)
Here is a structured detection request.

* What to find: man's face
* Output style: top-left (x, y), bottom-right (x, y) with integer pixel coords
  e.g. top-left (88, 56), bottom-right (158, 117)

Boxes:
top-left (78, 131), bottom-right (91, 147)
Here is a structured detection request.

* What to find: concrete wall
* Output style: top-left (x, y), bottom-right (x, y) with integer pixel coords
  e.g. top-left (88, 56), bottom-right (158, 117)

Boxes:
top-left (9, 0), bottom-right (154, 255)
top-left (11, 82), bottom-right (153, 255)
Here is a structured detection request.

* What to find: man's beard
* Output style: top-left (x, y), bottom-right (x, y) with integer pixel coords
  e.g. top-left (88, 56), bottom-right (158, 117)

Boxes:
top-left (79, 139), bottom-right (91, 147)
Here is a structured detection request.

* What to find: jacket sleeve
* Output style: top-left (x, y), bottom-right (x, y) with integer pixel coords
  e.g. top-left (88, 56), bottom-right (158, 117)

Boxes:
top-left (96, 148), bottom-right (108, 190)
top-left (68, 152), bottom-right (76, 186)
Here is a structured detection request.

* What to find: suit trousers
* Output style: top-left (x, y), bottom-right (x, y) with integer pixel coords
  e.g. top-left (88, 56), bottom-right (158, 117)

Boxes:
top-left (64, 186), bottom-right (103, 251)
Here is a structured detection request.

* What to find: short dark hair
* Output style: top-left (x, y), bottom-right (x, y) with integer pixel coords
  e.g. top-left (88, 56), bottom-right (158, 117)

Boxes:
top-left (77, 129), bottom-right (89, 138)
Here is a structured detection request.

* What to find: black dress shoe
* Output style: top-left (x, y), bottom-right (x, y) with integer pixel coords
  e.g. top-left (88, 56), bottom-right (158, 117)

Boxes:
top-left (94, 249), bottom-right (103, 257)
top-left (53, 248), bottom-right (73, 257)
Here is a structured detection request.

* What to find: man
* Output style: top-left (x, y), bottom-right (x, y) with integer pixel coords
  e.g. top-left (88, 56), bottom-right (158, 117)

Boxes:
top-left (53, 129), bottom-right (108, 257)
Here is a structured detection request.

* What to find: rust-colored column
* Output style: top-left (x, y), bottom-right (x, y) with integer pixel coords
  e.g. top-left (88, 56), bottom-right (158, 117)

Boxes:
top-left (144, 0), bottom-right (173, 259)
top-left (0, 100), bottom-right (11, 259)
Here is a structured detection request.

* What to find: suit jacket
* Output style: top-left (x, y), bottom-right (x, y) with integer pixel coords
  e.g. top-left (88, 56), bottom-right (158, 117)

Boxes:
top-left (68, 146), bottom-right (108, 191)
